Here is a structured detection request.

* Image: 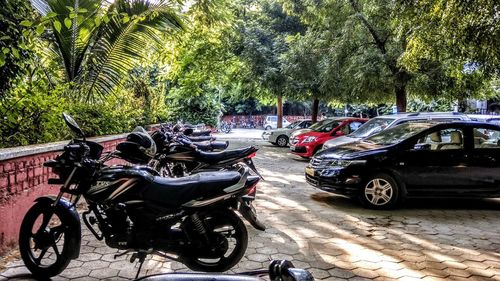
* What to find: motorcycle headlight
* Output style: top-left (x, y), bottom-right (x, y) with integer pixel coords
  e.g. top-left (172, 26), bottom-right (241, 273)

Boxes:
top-left (302, 136), bottom-right (317, 143)
top-left (328, 159), bottom-right (366, 167)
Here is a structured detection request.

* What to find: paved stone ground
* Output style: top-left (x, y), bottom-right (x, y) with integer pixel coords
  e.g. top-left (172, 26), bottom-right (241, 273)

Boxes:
top-left (1, 140), bottom-right (500, 280)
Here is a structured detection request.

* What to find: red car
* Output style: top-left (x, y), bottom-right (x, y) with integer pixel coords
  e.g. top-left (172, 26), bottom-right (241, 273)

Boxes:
top-left (289, 117), bottom-right (368, 158)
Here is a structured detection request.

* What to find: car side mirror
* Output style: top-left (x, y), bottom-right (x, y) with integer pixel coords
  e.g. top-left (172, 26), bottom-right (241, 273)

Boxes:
top-left (413, 143), bottom-right (431, 151)
top-left (333, 130), bottom-right (344, 136)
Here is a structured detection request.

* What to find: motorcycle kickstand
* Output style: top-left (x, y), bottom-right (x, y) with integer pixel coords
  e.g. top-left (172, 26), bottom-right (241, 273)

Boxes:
top-left (131, 251), bottom-right (148, 279)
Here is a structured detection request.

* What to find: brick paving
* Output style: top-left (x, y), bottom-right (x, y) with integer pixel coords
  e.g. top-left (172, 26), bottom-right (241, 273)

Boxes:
top-left (1, 140), bottom-right (500, 280)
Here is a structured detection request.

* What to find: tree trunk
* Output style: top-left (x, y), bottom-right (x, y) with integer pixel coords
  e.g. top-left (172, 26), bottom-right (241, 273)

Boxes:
top-left (277, 95), bottom-right (283, 128)
top-left (396, 85), bottom-right (407, 113)
top-left (311, 97), bottom-right (319, 123)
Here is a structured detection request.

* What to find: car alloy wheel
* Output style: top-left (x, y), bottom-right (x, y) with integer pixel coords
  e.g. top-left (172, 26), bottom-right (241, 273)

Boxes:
top-left (364, 178), bottom-right (393, 206)
top-left (360, 173), bottom-right (400, 209)
top-left (276, 135), bottom-right (288, 147)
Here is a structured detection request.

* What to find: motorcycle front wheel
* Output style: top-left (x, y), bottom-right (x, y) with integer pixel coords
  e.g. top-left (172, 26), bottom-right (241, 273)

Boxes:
top-left (183, 209), bottom-right (248, 272)
top-left (19, 201), bottom-right (76, 278)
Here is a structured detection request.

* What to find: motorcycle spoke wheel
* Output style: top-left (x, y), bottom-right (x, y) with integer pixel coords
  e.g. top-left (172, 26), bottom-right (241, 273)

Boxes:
top-left (183, 210), bottom-right (248, 272)
top-left (19, 202), bottom-right (75, 278)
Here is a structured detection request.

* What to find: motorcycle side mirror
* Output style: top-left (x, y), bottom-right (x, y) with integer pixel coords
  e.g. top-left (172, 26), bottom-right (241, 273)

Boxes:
top-left (62, 112), bottom-right (85, 140)
top-left (183, 128), bottom-right (194, 135)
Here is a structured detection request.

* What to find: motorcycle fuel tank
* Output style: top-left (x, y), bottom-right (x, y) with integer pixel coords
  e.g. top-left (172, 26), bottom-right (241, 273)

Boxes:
top-left (85, 166), bottom-right (155, 203)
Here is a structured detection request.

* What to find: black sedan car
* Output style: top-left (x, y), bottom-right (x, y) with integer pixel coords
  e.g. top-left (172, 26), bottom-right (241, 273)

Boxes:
top-left (305, 121), bottom-right (500, 209)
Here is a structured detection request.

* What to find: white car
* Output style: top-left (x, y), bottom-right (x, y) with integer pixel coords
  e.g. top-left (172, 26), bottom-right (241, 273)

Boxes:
top-left (263, 115), bottom-right (291, 130)
top-left (262, 119), bottom-right (312, 147)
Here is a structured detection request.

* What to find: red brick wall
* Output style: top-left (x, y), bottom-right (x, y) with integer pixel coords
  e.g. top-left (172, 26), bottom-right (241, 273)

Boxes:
top-left (0, 137), bottom-right (125, 253)
top-left (222, 115), bottom-right (311, 127)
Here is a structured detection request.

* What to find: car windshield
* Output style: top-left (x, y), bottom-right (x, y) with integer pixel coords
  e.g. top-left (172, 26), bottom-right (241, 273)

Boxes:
top-left (313, 120), bottom-right (340, 133)
top-left (308, 119), bottom-right (330, 130)
top-left (363, 123), bottom-right (432, 145)
top-left (286, 121), bottom-right (300, 129)
top-left (349, 117), bottom-right (395, 138)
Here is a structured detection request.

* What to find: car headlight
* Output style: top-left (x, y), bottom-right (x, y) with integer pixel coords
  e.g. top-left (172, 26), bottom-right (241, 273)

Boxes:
top-left (302, 136), bottom-right (317, 143)
top-left (328, 159), bottom-right (366, 167)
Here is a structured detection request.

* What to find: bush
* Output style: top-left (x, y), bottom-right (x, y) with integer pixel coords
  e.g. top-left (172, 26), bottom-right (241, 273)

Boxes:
top-left (0, 83), bottom-right (68, 147)
top-left (165, 91), bottom-right (221, 126)
top-left (0, 83), bottom-right (168, 148)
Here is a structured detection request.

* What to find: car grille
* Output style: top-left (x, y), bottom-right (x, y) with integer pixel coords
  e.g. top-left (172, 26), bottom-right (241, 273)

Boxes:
top-left (306, 174), bottom-right (319, 186)
top-left (309, 157), bottom-right (329, 169)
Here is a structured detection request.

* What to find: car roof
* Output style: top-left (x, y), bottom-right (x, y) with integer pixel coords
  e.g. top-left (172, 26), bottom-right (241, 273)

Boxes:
top-left (403, 120), bottom-right (500, 129)
top-left (468, 114), bottom-right (500, 120)
top-left (375, 112), bottom-right (468, 119)
top-left (327, 117), bottom-right (367, 121)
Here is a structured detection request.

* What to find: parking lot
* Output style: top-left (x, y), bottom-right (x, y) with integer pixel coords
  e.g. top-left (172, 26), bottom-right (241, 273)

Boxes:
top-left (1, 139), bottom-right (500, 280)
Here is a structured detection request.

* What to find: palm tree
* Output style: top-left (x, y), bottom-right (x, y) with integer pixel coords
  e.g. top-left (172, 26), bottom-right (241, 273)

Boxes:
top-left (31, 0), bottom-right (183, 100)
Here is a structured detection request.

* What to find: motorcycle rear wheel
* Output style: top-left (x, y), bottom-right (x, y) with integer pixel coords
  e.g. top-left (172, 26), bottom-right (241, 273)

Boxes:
top-left (183, 209), bottom-right (248, 272)
top-left (19, 202), bottom-right (76, 278)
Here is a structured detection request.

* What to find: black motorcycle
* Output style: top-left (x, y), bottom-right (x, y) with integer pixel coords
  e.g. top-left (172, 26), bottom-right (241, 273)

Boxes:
top-left (18, 113), bottom-right (265, 279)
top-left (150, 128), bottom-right (262, 179)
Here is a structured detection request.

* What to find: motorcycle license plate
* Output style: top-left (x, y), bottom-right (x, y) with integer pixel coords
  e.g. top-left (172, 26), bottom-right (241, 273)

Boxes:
top-left (305, 166), bottom-right (315, 176)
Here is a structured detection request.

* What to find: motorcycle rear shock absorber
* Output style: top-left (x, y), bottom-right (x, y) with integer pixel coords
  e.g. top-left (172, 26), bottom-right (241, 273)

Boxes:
top-left (190, 214), bottom-right (212, 248)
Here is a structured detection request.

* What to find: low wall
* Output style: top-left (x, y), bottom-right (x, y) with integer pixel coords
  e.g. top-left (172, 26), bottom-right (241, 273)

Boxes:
top-left (0, 134), bottom-right (127, 253)
top-left (222, 115), bottom-right (311, 128)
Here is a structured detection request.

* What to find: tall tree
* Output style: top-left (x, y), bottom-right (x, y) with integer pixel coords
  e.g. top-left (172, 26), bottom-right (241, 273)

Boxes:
top-left (282, 31), bottom-right (329, 122)
top-left (233, 0), bottom-right (305, 127)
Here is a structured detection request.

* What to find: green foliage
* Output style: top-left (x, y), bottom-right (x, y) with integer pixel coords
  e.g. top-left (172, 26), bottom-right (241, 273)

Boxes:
top-left (67, 91), bottom-right (145, 137)
top-left (233, 0), bottom-right (305, 98)
top-left (27, 0), bottom-right (183, 100)
top-left (0, 0), bottom-right (35, 96)
top-left (166, 90), bottom-right (222, 126)
top-left (0, 82), bottom-right (68, 147)
top-left (398, 0), bottom-right (500, 75)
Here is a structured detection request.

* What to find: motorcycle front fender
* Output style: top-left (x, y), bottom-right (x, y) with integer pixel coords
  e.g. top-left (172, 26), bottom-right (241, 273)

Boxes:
top-left (34, 196), bottom-right (82, 259)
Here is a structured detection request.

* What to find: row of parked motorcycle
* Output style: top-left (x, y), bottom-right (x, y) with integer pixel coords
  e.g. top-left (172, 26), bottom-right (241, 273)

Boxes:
top-left (18, 113), bottom-right (313, 280)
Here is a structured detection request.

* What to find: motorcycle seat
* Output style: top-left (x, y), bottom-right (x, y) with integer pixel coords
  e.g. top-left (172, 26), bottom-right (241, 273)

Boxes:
top-left (194, 140), bottom-right (229, 151)
top-left (143, 171), bottom-right (242, 206)
top-left (197, 146), bottom-right (256, 164)
top-left (188, 135), bottom-right (214, 142)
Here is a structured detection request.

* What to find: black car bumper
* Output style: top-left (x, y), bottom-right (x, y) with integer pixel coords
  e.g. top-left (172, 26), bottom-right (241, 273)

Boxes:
top-left (305, 166), bottom-right (362, 197)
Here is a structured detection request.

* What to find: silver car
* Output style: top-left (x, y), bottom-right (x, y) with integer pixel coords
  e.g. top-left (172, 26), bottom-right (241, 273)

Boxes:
top-left (322, 112), bottom-right (471, 149)
top-left (468, 114), bottom-right (500, 125)
top-left (262, 119), bottom-right (312, 147)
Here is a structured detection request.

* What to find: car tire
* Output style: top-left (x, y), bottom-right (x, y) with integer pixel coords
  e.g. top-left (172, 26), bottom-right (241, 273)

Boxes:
top-left (265, 126), bottom-right (272, 131)
top-left (276, 135), bottom-right (288, 147)
top-left (358, 173), bottom-right (400, 209)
